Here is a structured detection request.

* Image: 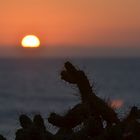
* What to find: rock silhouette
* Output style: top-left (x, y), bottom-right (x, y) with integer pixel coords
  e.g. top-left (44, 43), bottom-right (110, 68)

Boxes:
top-left (0, 61), bottom-right (140, 140)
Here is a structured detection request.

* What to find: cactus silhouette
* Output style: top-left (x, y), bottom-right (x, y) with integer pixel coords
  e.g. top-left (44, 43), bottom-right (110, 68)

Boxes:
top-left (0, 61), bottom-right (140, 140)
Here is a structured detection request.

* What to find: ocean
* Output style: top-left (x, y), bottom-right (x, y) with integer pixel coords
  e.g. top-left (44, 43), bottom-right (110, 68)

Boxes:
top-left (0, 58), bottom-right (140, 139)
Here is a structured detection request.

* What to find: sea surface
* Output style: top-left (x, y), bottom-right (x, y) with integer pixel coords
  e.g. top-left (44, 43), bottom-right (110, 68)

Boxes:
top-left (0, 58), bottom-right (140, 139)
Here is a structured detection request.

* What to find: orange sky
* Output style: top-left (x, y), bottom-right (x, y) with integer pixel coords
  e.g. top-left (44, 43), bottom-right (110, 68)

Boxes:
top-left (0, 0), bottom-right (140, 49)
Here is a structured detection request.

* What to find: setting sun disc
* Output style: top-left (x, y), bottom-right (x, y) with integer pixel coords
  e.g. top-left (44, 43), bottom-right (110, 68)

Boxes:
top-left (21, 35), bottom-right (40, 48)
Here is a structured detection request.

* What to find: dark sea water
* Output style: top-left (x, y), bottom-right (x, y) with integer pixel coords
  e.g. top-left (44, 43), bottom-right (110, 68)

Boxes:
top-left (0, 58), bottom-right (140, 139)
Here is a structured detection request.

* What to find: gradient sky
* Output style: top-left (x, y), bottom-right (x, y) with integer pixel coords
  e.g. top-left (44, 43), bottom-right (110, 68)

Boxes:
top-left (0, 0), bottom-right (140, 57)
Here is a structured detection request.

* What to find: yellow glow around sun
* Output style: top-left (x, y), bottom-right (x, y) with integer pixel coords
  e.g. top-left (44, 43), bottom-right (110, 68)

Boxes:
top-left (21, 35), bottom-right (40, 48)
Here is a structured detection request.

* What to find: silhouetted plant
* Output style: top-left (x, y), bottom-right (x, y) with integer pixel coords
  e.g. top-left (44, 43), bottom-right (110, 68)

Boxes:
top-left (0, 61), bottom-right (140, 140)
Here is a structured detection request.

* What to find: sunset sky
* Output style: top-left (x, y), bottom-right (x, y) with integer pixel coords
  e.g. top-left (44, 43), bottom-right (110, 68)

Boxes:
top-left (0, 0), bottom-right (140, 57)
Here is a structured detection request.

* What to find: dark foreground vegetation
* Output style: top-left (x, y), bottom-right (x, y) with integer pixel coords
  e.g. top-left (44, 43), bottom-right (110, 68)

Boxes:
top-left (0, 62), bottom-right (140, 140)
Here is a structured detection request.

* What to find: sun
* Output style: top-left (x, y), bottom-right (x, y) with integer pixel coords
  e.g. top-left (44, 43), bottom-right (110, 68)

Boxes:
top-left (21, 35), bottom-right (40, 48)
